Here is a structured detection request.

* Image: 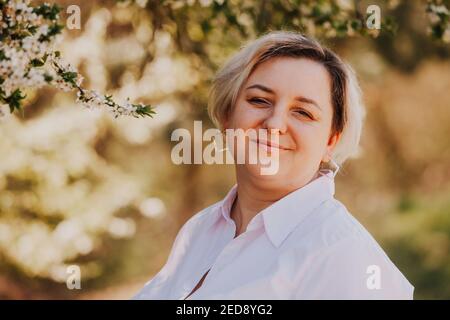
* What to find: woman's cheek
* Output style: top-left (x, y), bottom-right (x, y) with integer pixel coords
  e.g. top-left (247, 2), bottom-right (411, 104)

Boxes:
top-left (292, 130), bottom-right (320, 159)
top-left (232, 104), bottom-right (257, 128)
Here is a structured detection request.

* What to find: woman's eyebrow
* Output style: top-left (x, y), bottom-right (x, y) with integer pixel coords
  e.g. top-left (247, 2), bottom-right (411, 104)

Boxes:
top-left (246, 83), bottom-right (322, 111)
top-left (246, 84), bottom-right (275, 94)
top-left (294, 96), bottom-right (322, 111)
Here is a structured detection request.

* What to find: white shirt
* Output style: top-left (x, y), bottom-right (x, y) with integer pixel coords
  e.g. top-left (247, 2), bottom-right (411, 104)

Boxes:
top-left (133, 172), bottom-right (414, 300)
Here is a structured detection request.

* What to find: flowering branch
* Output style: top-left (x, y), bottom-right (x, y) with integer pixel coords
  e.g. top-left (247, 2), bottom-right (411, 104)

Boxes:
top-left (50, 51), bottom-right (155, 118)
top-left (0, 0), bottom-right (155, 119)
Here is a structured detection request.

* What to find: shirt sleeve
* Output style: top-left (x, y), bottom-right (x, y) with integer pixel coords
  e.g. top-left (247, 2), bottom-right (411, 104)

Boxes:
top-left (293, 236), bottom-right (415, 300)
top-left (132, 212), bottom-right (200, 299)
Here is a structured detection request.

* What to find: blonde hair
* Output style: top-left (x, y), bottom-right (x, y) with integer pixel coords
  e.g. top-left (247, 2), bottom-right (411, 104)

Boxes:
top-left (207, 30), bottom-right (365, 166)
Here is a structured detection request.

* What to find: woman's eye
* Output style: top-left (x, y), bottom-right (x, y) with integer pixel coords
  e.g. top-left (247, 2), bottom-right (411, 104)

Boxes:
top-left (248, 98), bottom-right (270, 106)
top-left (294, 109), bottom-right (313, 119)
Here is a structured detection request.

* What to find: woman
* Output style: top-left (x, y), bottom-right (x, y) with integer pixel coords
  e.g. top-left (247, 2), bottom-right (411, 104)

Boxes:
top-left (134, 31), bottom-right (414, 300)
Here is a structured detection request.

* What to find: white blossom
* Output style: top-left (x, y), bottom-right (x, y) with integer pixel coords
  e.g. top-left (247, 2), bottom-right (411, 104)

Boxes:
top-left (0, 0), bottom-right (154, 119)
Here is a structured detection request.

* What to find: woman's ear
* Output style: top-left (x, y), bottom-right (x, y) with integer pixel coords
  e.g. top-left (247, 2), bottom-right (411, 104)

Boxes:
top-left (322, 132), bottom-right (341, 163)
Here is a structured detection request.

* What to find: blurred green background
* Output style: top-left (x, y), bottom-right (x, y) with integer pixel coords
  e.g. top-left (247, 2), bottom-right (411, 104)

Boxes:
top-left (0, 0), bottom-right (449, 299)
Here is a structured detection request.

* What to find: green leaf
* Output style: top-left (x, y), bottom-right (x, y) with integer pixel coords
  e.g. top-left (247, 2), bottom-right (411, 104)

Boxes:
top-left (134, 104), bottom-right (156, 118)
top-left (43, 73), bottom-right (53, 83)
top-left (39, 23), bottom-right (64, 42)
top-left (4, 89), bottom-right (27, 113)
top-left (61, 71), bottom-right (78, 85)
top-left (0, 50), bottom-right (7, 61)
top-left (31, 58), bottom-right (45, 67)
top-left (32, 3), bottom-right (61, 21)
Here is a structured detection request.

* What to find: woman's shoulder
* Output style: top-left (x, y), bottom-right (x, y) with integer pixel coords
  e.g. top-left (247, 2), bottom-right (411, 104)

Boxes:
top-left (294, 197), bottom-right (384, 249)
top-left (288, 198), bottom-right (415, 299)
top-left (295, 198), bottom-right (402, 271)
top-left (179, 201), bottom-right (223, 231)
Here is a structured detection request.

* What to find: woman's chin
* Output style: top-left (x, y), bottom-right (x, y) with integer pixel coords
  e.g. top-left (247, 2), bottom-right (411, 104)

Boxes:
top-left (240, 162), bottom-right (283, 180)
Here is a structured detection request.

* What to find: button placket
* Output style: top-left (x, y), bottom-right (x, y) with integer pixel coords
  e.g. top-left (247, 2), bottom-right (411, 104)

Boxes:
top-left (210, 227), bottom-right (255, 275)
top-left (185, 225), bottom-right (263, 300)
top-left (182, 221), bottom-right (240, 299)
top-left (208, 237), bottom-right (239, 275)
top-left (185, 213), bottom-right (264, 299)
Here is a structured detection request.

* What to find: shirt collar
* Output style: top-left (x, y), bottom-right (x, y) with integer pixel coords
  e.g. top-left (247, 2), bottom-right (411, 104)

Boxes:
top-left (262, 172), bottom-right (335, 247)
top-left (217, 171), bottom-right (335, 247)
top-left (218, 184), bottom-right (239, 224)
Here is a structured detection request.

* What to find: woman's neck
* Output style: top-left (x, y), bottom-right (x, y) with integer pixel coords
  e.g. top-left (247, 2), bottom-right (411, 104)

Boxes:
top-left (231, 169), bottom-right (321, 236)
top-left (230, 183), bottom-right (275, 236)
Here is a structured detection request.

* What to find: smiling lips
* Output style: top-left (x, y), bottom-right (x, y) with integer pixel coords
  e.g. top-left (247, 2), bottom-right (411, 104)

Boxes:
top-left (250, 138), bottom-right (293, 151)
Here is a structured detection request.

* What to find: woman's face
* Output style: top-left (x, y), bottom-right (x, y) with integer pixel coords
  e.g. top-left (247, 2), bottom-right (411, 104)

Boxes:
top-left (224, 56), bottom-right (340, 190)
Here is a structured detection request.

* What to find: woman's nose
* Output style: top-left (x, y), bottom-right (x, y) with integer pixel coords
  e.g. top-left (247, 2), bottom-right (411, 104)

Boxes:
top-left (262, 106), bottom-right (288, 134)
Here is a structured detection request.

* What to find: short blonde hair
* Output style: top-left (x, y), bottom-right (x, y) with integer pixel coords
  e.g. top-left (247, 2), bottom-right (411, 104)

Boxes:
top-left (207, 31), bottom-right (365, 165)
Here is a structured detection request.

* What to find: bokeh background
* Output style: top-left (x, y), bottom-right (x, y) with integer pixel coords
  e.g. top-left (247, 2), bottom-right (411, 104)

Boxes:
top-left (1, 0), bottom-right (449, 299)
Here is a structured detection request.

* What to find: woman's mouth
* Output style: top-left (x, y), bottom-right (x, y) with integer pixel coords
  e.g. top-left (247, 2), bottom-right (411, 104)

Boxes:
top-left (249, 138), bottom-right (293, 151)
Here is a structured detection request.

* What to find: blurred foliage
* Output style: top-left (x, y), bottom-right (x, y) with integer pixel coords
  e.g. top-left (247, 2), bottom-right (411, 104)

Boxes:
top-left (0, 0), bottom-right (449, 299)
